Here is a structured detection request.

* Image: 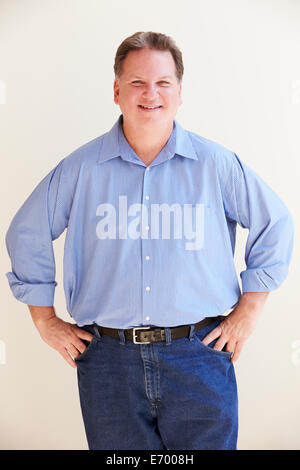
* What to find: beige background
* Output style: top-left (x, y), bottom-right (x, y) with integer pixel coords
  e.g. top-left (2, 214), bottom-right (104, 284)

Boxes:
top-left (1, 0), bottom-right (299, 450)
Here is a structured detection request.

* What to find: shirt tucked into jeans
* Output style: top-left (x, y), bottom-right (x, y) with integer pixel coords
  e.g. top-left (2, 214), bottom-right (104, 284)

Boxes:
top-left (5, 114), bottom-right (294, 450)
top-left (5, 114), bottom-right (294, 328)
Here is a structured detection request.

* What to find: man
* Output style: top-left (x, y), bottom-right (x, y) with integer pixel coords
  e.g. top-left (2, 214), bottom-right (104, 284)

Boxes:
top-left (5, 31), bottom-right (294, 450)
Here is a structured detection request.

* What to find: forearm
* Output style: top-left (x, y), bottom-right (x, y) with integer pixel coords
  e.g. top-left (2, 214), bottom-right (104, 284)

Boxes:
top-left (27, 305), bottom-right (57, 328)
top-left (233, 291), bottom-right (270, 319)
top-left (230, 292), bottom-right (270, 322)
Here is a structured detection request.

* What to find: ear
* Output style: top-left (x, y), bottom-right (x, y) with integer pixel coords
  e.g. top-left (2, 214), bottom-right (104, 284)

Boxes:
top-left (113, 79), bottom-right (120, 105)
top-left (178, 82), bottom-right (183, 105)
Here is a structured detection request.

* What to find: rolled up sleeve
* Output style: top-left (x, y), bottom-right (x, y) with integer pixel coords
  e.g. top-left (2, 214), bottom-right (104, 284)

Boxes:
top-left (224, 153), bottom-right (294, 292)
top-left (5, 158), bottom-right (70, 306)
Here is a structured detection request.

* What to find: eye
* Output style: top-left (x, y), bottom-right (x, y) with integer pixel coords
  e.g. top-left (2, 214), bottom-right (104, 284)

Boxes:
top-left (131, 80), bottom-right (170, 85)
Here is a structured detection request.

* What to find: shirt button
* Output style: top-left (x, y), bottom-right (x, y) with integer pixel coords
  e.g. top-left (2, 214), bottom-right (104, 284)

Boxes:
top-left (145, 195), bottom-right (150, 200)
top-left (145, 316), bottom-right (150, 321)
top-left (146, 167), bottom-right (150, 171)
top-left (145, 286), bottom-right (151, 291)
top-left (145, 255), bottom-right (150, 260)
top-left (145, 225), bottom-right (150, 230)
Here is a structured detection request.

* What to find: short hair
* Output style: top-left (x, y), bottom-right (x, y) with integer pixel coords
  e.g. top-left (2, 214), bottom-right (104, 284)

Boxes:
top-left (114, 31), bottom-right (184, 83)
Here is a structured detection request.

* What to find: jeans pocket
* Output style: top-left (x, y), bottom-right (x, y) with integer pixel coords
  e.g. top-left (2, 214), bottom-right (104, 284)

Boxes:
top-left (194, 318), bottom-right (233, 359)
top-left (194, 334), bottom-right (233, 359)
top-left (75, 334), bottom-right (98, 361)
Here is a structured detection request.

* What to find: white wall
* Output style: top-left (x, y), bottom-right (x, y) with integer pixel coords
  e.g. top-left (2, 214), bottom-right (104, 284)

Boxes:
top-left (0, 0), bottom-right (299, 450)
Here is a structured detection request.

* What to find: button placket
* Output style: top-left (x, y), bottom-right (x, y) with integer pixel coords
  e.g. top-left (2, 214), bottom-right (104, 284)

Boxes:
top-left (141, 165), bottom-right (153, 325)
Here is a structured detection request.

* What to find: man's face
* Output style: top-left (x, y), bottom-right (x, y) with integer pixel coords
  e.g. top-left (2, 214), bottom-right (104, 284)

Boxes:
top-left (113, 48), bottom-right (182, 127)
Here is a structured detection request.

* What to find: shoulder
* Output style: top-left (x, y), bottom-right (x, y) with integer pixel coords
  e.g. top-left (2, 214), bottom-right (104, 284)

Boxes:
top-left (61, 133), bottom-right (105, 174)
top-left (185, 128), bottom-right (238, 174)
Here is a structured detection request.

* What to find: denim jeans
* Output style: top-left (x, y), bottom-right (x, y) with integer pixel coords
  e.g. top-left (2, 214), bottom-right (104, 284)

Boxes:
top-left (75, 317), bottom-right (238, 450)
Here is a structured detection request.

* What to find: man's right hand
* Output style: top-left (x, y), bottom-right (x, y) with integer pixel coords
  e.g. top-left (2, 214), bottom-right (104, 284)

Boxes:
top-left (27, 306), bottom-right (94, 368)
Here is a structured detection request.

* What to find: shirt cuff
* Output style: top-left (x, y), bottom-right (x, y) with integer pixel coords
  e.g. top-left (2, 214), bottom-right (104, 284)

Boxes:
top-left (240, 266), bottom-right (289, 292)
top-left (5, 272), bottom-right (57, 306)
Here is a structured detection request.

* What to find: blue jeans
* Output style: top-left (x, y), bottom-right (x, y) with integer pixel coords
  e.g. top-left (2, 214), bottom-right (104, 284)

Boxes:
top-left (75, 317), bottom-right (238, 450)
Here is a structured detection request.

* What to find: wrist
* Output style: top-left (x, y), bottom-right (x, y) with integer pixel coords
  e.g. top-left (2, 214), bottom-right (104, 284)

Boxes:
top-left (28, 305), bottom-right (57, 328)
top-left (232, 292), bottom-right (269, 318)
top-left (240, 291), bottom-right (269, 309)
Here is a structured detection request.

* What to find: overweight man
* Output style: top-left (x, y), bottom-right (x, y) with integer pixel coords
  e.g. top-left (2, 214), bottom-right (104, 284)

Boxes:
top-left (5, 31), bottom-right (294, 450)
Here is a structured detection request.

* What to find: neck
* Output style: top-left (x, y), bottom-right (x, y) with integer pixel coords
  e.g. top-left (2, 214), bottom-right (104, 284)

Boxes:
top-left (122, 117), bottom-right (174, 165)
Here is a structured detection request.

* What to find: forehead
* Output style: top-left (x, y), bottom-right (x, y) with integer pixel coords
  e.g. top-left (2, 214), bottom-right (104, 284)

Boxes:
top-left (121, 48), bottom-right (177, 78)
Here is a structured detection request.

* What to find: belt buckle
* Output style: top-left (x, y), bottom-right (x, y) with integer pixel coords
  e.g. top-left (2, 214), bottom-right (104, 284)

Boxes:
top-left (132, 326), bottom-right (152, 344)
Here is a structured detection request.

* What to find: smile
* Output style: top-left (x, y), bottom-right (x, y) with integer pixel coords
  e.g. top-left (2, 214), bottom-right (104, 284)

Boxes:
top-left (138, 105), bottom-right (162, 111)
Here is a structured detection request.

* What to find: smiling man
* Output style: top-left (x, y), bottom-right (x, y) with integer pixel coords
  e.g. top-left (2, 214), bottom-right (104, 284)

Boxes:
top-left (113, 47), bottom-right (182, 166)
top-left (5, 32), bottom-right (294, 450)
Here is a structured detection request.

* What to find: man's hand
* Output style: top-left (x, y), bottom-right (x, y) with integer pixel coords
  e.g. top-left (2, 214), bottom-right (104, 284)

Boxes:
top-left (201, 292), bottom-right (269, 363)
top-left (28, 306), bottom-right (93, 368)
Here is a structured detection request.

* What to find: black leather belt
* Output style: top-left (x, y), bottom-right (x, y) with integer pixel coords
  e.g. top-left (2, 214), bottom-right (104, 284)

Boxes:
top-left (94, 315), bottom-right (223, 344)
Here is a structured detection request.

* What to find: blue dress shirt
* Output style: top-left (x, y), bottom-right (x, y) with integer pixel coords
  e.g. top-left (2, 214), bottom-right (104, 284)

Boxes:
top-left (5, 114), bottom-right (294, 328)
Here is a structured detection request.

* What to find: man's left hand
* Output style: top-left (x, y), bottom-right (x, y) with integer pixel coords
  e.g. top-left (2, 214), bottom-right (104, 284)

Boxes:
top-left (201, 292), bottom-right (269, 362)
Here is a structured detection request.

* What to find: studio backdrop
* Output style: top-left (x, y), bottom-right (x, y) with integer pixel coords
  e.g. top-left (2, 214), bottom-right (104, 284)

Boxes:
top-left (0, 0), bottom-right (299, 450)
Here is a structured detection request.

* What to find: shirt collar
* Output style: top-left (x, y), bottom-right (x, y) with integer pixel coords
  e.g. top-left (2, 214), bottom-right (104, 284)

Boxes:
top-left (97, 114), bottom-right (198, 166)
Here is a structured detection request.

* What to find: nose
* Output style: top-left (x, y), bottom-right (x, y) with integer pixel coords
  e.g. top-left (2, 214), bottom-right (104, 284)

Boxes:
top-left (141, 83), bottom-right (160, 99)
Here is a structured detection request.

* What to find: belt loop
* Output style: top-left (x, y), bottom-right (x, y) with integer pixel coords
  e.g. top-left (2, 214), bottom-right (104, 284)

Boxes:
top-left (188, 324), bottom-right (196, 341)
top-left (118, 329), bottom-right (126, 345)
top-left (93, 324), bottom-right (101, 339)
top-left (165, 327), bottom-right (172, 345)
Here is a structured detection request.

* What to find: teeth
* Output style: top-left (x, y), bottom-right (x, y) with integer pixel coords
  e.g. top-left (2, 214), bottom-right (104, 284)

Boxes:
top-left (140, 105), bottom-right (161, 109)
